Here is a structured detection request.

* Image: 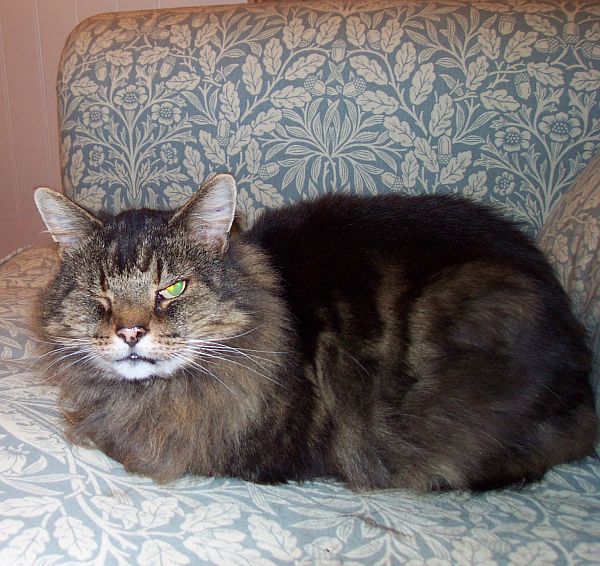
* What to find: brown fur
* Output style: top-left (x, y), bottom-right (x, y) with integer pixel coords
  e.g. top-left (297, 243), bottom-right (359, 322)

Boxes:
top-left (33, 177), bottom-right (598, 491)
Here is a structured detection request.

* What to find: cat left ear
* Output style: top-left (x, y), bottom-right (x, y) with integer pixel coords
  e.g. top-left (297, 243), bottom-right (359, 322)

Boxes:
top-left (172, 173), bottom-right (237, 254)
top-left (34, 187), bottom-right (101, 254)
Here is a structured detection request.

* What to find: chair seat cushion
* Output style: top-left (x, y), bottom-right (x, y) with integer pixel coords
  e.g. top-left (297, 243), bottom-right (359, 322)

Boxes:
top-left (1, 245), bottom-right (599, 564)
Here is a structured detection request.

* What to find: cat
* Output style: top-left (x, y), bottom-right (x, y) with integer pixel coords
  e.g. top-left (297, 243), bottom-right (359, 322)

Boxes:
top-left (34, 174), bottom-right (598, 491)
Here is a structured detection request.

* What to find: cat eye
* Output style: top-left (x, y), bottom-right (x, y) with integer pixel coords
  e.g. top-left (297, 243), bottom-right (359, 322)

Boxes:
top-left (158, 280), bottom-right (187, 300)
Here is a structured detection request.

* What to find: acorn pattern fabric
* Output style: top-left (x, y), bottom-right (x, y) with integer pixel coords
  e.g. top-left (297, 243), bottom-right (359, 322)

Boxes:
top-left (58, 0), bottom-right (600, 234)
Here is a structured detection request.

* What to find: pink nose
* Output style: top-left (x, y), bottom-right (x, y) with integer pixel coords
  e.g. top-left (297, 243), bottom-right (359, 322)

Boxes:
top-left (117, 326), bottom-right (146, 346)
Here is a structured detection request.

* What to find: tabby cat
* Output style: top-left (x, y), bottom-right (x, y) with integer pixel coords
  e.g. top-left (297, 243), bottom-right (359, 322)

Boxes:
top-left (34, 174), bottom-right (598, 491)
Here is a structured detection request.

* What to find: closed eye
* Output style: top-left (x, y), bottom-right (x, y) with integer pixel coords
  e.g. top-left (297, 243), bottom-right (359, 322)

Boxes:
top-left (93, 295), bottom-right (112, 317)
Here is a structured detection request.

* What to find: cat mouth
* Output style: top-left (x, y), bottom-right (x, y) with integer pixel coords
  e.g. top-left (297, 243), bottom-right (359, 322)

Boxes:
top-left (118, 353), bottom-right (157, 365)
top-left (111, 353), bottom-right (183, 380)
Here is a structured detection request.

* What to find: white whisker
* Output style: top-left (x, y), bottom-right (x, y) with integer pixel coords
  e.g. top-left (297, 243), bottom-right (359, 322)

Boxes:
top-left (35, 349), bottom-right (101, 382)
top-left (53, 350), bottom-right (100, 374)
top-left (185, 346), bottom-right (283, 388)
top-left (187, 339), bottom-right (287, 355)
top-left (194, 345), bottom-right (277, 371)
top-left (40, 349), bottom-right (88, 373)
top-left (29, 335), bottom-right (93, 345)
top-left (188, 334), bottom-right (288, 369)
top-left (199, 324), bottom-right (265, 343)
top-left (172, 352), bottom-right (236, 395)
top-left (35, 344), bottom-right (86, 362)
top-left (189, 341), bottom-right (285, 367)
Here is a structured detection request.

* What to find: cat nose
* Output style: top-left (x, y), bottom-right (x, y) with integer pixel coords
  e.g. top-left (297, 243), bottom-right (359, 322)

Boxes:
top-left (116, 326), bottom-right (146, 346)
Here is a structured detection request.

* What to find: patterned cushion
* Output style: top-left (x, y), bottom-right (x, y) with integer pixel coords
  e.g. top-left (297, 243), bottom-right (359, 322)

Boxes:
top-left (1, 245), bottom-right (600, 564)
top-left (3, 0), bottom-right (599, 562)
top-left (539, 150), bottom-right (600, 405)
top-left (58, 0), bottom-right (600, 234)
top-left (0, 246), bottom-right (57, 362)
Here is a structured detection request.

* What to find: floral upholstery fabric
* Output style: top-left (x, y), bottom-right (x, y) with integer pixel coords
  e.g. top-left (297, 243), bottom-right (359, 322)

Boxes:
top-left (539, 151), bottom-right (600, 403)
top-left (1, 0), bottom-right (600, 563)
top-left (58, 0), bottom-right (600, 234)
top-left (1, 245), bottom-right (600, 564)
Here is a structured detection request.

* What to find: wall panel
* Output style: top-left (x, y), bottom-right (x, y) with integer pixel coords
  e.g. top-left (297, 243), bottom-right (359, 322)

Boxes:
top-left (0, 16), bottom-right (20, 228)
top-left (77, 0), bottom-right (119, 23)
top-left (36, 0), bottom-right (78, 190)
top-left (0, 0), bottom-right (244, 258)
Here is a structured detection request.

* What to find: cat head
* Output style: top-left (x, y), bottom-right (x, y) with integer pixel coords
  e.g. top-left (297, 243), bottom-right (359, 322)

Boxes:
top-left (36, 174), bottom-right (237, 256)
top-left (34, 174), bottom-right (255, 381)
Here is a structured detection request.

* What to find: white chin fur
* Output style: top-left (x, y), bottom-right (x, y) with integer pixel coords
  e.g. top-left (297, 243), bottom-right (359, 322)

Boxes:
top-left (111, 358), bottom-right (183, 381)
top-left (99, 335), bottom-right (184, 381)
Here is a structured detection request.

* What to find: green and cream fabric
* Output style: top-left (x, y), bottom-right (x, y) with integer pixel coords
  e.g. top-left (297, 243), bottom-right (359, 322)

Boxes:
top-left (0, 0), bottom-right (599, 563)
top-left (539, 150), bottom-right (600, 398)
top-left (59, 0), bottom-right (600, 234)
top-left (0, 250), bottom-right (599, 564)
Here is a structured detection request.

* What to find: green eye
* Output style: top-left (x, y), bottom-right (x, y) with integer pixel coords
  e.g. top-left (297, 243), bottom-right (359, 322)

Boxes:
top-left (159, 280), bottom-right (187, 300)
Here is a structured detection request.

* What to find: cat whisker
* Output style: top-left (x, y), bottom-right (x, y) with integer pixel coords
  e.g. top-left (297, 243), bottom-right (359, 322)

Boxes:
top-left (185, 346), bottom-right (283, 388)
top-left (187, 339), bottom-right (287, 356)
top-left (190, 342), bottom-right (283, 370)
top-left (171, 352), bottom-right (236, 395)
top-left (33, 353), bottom-right (75, 375)
top-left (52, 350), bottom-right (97, 373)
top-left (187, 338), bottom-right (286, 365)
top-left (232, 347), bottom-right (288, 355)
top-left (33, 341), bottom-right (94, 361)
top-left (36, 343), bottom-right (88, 360)
top-left (31, 336), bottom-right (94, 347)
top-left (28, 336), bottom-right (63, 347)
top-left (39, 349), bottom-right (87, 373)
top-left (185, 342), bottom-right (273, 372)
top-left (35, 350), bottom-right (73, 366)
top-left (61, 352), bottom-right (101, 374)
top-left (345, 351), bottom-right (372, 377)
top-left (199, 324), bottom-right (265, 343)
top-left (35, 369), bottom-right (65, 384)
top-left (35, 350), bottom-right (100, 382)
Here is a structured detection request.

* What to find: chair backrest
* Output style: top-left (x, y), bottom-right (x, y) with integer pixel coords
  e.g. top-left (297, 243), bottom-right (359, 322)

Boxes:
top-left (57, 0), bottom-right (600, 233)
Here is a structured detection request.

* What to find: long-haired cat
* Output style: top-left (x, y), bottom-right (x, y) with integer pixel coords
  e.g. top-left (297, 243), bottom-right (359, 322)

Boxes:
top-left (34, 174), bottom-right (598, 491)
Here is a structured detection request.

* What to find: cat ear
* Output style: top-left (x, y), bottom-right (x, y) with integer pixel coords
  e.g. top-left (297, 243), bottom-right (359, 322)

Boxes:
top-left (34, 187), bottom-right (101, 253)
top-left (172, 173), bottom-right (237, 254)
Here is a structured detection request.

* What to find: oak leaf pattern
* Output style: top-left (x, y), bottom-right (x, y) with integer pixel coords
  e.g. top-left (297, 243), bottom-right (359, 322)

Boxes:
top-left (5, 3), bottom-right (595, 560)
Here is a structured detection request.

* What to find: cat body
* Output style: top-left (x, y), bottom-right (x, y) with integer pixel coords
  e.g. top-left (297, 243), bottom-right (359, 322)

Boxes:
top-left (34, 175), bottom-right (598, 491)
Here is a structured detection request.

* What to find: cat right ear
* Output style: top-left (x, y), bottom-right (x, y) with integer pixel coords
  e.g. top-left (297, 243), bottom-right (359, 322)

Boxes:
top-left (171, 173), bottom-right (237, 254)
top-left (34, 188), bottom-right (101, 253)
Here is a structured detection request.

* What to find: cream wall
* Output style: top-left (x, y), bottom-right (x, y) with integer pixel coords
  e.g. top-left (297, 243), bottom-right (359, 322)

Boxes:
top-left (0, 0), bottom-right (244, 258)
